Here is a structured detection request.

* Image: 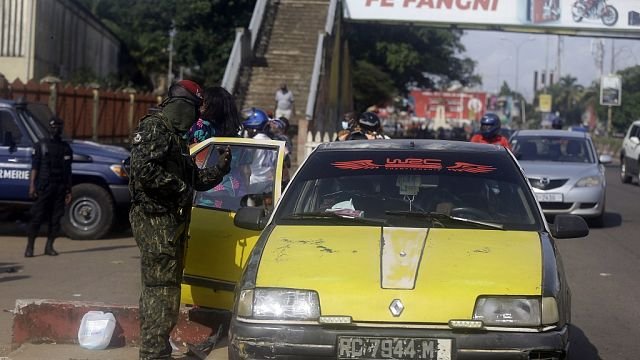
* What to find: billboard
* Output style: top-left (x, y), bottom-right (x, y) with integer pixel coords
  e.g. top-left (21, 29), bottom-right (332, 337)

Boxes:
top-left (410, 90), bottom-right (488, 123)
top-left (600, 74), bottom-right (622, 106)
top-left (344, 0), bottom-right (640, 38)
top-left (539, 94), bottom-right (553, 112)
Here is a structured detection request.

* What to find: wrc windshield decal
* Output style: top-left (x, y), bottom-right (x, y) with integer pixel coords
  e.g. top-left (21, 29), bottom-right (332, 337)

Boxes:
top-left (331, 158), bottom-right (496, 174)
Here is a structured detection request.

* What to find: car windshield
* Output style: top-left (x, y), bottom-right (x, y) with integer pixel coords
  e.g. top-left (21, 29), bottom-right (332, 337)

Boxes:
top-left (16, 103), bottom-right (69, 141)
top-left (274, 149), bottom-right (543, 231)
top-left (511, 136), bottom-right (595, 163)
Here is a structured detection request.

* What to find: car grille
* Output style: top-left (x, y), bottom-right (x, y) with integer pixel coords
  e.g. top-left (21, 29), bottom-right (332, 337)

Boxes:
top-left (529, 178), bottom-right (569, 190)
top-left (540, 202), bottom-right (573, 210)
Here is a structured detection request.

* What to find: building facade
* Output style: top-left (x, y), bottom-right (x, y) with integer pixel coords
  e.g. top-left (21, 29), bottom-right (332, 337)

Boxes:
top-left (0, 0), bottom-right (119, 83)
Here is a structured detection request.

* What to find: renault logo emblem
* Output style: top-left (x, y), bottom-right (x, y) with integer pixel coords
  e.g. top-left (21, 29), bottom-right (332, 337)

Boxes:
top-left (389, 299), bottom-right (404, 317)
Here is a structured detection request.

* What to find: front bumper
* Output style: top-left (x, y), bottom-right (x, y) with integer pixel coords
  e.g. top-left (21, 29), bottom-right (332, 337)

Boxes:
top-left (229, 318), bottom-right (569, 360)
top-left (535, 185), bottom-right (605, 218)
top-left (109, 184), bottom-right (131, 205)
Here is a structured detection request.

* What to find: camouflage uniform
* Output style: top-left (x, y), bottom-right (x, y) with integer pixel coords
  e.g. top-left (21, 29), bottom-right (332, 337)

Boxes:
top-left (129, 95), bottom-right (230, 359)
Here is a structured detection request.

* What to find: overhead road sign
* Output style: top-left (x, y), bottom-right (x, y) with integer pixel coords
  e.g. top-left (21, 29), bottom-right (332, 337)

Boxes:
top-left (343, 0), bottom-right (640, 39)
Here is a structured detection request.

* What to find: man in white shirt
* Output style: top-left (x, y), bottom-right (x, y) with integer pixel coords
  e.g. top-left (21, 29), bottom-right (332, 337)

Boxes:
top-left (274, 83), bottom-right (294, 120)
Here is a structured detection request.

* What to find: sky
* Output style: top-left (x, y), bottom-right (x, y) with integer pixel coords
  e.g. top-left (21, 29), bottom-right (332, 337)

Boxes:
top-left (461, 30), bottom-right (640, 102)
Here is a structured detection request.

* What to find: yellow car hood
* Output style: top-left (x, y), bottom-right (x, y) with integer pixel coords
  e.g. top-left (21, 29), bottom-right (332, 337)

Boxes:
top-left (256, 225), bottom-right (542, 323)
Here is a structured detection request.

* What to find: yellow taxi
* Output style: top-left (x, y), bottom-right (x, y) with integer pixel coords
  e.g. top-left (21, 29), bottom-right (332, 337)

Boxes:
top-left (185, 139), bottom-right (589, 360)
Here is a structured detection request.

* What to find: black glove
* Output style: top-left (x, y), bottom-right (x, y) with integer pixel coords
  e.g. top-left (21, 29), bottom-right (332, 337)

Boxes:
top-left (216, 146), bottom-right (232, 175)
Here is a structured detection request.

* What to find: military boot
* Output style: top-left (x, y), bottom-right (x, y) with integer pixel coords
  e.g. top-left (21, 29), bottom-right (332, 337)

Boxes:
top-left (44, 237), bottom-right (59, 256)
top-left (24, 237), bottom-right (35, 258)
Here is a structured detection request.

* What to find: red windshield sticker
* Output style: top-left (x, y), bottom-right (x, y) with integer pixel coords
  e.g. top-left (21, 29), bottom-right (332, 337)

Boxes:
top-left (332, 160), bottom-right (382, 170)
top-left (332, 159), bottom-right (496, 174)
top-left (447, 162), bottom-right (496, 173)
top-left (385, 158), bottom-right (443, 170)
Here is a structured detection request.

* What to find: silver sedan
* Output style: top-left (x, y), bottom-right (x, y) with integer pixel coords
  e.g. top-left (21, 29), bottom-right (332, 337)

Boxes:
top-left (510, 129), bottom-right (612, 227)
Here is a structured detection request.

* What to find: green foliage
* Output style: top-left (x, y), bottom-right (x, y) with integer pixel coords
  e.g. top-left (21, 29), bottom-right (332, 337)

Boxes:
top-left (352, 60), bottom-right (396, 111)
top-left (347, 23), bottom-right (479, 100)
top-left (77, 0), bottom-right (255, 91)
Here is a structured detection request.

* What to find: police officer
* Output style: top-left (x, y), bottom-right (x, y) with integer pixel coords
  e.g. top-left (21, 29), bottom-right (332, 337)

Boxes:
top-left (128, 80), bottom-right (232, 360)
top-left (25, 117), bottom-right (73, 258)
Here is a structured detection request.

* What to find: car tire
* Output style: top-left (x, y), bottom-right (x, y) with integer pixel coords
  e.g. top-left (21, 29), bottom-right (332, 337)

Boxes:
top-left (620, 158), bottom-right (632, 184)
top-left (62, 183), bottom-right (115, 240)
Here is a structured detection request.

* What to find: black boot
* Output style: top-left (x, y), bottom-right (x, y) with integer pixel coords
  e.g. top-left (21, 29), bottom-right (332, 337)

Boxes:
top-left (25, 237), bottom-right (35, 258)
top-left (44, 237), bottom-right (58, 256)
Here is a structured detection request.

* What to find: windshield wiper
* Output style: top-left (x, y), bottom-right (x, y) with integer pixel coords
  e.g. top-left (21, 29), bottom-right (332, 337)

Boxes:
top-left (282, 211), bottom-right (386, 226)
top-left (384, 211), bottom-right (504, 230)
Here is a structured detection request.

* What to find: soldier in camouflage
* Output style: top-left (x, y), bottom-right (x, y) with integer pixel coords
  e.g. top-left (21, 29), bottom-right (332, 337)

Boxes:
top-left (128, 80), bottom-right (232, 360)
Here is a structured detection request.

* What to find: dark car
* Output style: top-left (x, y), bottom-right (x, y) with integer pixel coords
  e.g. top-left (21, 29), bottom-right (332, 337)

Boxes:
top-left (0, 99), bottom-right (130, 239)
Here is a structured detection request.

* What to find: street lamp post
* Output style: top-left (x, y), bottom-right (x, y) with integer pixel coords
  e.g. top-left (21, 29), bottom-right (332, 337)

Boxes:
top-left (167, 22), bottom-right (176, 92)
top-left (500, 36), bottom-right (536, 95)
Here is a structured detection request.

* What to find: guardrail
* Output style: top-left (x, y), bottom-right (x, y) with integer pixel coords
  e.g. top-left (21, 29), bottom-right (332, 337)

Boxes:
top-left (221, 0), bottom-right (268, 93)
top-left (305, 0), bottom-right (339, 121)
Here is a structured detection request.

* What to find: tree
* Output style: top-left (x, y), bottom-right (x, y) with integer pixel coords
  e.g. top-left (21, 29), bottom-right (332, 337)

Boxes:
top-left (78, 0), bottom-right (255, 91)
top-left (347, 23), bottom-right (480, 109)
top-left (548, 75), bottom-right (584, 125)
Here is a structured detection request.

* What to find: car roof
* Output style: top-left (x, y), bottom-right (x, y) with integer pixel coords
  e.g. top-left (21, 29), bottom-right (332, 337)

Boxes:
top-left (512, 129), bottom-right (588, 139)
top-left (316, 139), bottom-right (508, 153)
top-left (0, 98), bottom-right (17, 108)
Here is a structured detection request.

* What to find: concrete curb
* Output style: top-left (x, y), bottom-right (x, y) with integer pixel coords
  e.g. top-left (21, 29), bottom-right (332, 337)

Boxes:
top-left (11, 299), bottom-right (230, 351)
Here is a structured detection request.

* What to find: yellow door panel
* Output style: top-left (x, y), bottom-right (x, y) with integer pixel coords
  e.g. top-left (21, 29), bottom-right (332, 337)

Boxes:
top-left (181, 137), bottom-right (286, 310)
top-left (257, 226), bottom-right (542, 323)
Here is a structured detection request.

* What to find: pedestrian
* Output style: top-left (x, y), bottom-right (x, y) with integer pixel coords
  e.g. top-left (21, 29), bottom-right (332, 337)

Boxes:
top-left (274, 82), bottom-right (294, 120)
top-left (25, 117), bottom-right (73, 257)
top-left (187, 86), bottom-right (243, 144)
top-left (242, 108), bottom-right (275, 193)
top-left (0, 72), bottom-right (10, 99)
top-left (128, 79), bottom-right (232, 360)
top-left (470, 113), bottom-right (511, 149)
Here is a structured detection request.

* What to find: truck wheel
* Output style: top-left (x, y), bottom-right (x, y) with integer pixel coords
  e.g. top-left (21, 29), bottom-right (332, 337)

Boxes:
top-left (62, 183), bottom-right (115, 240)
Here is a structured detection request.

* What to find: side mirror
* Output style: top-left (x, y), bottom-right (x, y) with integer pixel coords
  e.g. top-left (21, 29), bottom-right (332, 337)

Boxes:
top-left (599, 154), bottom-right (612, 164)
top-left (550, 215), bottom-right (589, 239)
top-left (630, 136), bottom-right (640, 145)
top-left (234, 207), bottom-right (268, 231)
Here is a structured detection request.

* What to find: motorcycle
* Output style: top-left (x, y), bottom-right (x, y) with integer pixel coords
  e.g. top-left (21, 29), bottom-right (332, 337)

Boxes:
top-left (571, 0), bottom-right (618, 26)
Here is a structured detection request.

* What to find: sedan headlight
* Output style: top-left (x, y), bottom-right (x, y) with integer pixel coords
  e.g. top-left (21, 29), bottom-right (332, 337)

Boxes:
top-left (575, 176), bottom-right (602, 187)
top-left (237, 288), bottom-right (320, 320)
top-left (473, 297), bottom-right (541, 326)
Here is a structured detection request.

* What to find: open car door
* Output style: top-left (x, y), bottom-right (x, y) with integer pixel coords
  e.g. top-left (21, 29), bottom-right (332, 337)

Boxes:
top-left (181, 137), bottom-right (286, 310)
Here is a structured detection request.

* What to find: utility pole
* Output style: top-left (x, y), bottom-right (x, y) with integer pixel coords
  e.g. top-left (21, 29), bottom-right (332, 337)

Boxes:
top-left (556, 35), bottom-right (563, 81)
top-left (611, 39), bottom-right (615, 73)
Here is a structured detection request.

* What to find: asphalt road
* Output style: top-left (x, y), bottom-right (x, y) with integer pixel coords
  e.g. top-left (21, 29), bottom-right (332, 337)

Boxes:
top-left (1, 164), bottom-right (639, 359)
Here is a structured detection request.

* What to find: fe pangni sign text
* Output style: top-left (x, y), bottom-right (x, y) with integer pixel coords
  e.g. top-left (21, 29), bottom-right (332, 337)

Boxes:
top-left (343, 0), bottom-right (640, 38)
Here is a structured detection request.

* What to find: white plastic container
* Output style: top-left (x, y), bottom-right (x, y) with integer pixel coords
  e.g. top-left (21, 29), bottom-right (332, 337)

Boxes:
top-left (77, 311), bottom-right (116, 350)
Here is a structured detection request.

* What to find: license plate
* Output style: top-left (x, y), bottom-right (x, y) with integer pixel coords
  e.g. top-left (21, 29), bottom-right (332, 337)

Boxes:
top-left (337, 336), bottom-right (453, 360)
top-left (536, 193), bottom-right (563, 202)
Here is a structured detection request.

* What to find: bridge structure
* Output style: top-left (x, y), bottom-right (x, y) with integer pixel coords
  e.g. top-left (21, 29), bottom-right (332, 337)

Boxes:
top-left (221, 0), bottom-right (639, 163)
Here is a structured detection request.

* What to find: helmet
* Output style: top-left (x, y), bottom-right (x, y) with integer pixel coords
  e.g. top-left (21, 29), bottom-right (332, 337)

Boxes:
top-left (168, 79), bottom-right (203, 106)
top-left (480, 113), bottom-right (501, 138)
top-left (357, 112), bottom-right (381, 133)
top-left (551, 116), bottom-right (563, 129)
top-left (242, 107), bottom-right (269, 130)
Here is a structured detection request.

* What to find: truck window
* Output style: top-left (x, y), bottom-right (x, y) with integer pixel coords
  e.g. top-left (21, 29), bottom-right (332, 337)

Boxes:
top-left (0, 110), bottom-right (25, 146)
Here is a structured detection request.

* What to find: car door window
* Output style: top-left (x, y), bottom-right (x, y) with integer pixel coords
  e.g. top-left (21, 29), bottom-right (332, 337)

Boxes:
top-left (193, 143), bottom-right (279, 212)
top-left (0, 110), bottom-right (24, 146)
top-left (632, 125), bottom-right (640, 139)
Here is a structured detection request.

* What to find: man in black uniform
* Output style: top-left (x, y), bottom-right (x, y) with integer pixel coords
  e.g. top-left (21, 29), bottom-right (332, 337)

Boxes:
top-left (26, 117), bottom-right (73, 257)
top-left (128, 80), bottom-right (232, 360)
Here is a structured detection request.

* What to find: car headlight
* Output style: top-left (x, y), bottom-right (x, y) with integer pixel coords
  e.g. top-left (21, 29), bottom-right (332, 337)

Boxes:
top-left (473, 297), bottom-right (541, 326)
top-left (575, 176), bottom-right (602, 187)
top-left (237, 288), bottom-right (320, 320)
top-left (110, 164), bottom-right (128, 178)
